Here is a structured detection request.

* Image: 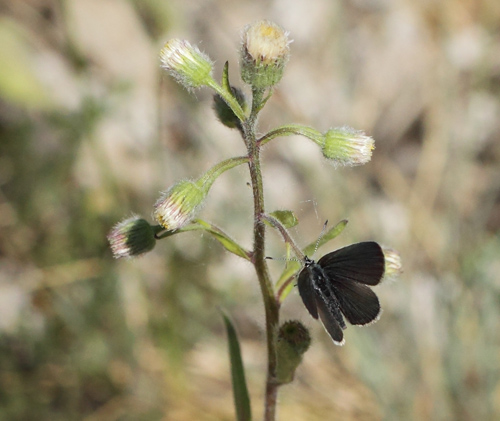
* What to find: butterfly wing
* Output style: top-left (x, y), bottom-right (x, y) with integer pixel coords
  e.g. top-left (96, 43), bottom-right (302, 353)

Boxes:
top-left (318, 241), bottom-right (383, 325)
top-left (315, 294), bottom-right (345, 345)
top-left (331, 281), bottom-right (381, 325)
top-left (297, 267), bottom-right (318, 319)
top-left (317, 241), bottom-right (385, 286)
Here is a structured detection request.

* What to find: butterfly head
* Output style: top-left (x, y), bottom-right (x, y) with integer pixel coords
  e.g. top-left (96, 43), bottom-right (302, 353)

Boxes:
top-left (302, 255), bottom-right (314, 268)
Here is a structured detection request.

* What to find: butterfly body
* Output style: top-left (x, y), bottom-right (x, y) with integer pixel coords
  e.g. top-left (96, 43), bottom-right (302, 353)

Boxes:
top-left (298, 242), bottom-right (385, 345)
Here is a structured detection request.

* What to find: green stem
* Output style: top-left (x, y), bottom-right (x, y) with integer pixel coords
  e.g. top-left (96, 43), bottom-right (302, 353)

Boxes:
top-left (257, 124), bottom-right (323, 147)
top-left (261, 214), bottom-right (305, 261)
top-left (198, 155), bottom-right (250, 187)
top-left (207, 79), bottom-right (247, 122)
top-left (244, 87), bottom-right (280, 421)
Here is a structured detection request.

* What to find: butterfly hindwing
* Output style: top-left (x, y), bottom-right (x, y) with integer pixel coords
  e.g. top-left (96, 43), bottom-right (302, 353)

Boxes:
top-left (315, 293), bottom-right (345, 345)
top-left (317, 241), bottom-right (385, 286)
top-left (331, 280), bottom-right (381, 325)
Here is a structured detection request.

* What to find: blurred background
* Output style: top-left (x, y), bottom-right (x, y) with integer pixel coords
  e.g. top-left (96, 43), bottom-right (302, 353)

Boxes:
top-left (1, 0), bottom-right (499, 420)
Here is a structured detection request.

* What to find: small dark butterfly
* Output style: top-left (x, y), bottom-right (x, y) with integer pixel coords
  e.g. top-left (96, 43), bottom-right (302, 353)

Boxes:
top-left (298, 241), bottom-right (385, 345)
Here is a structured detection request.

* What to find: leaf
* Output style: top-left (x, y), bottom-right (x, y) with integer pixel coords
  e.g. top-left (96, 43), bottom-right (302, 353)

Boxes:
top-left (269, 210), bottom-right (299, 228)
top-left (221, 310), bottom-right (252, 421)
top-left (303, 219), bottom-right (348, 256)
top-left (156, 220), bottom-right (251, 260)
top-left (195, 219), bottom-right (251, 260)
top-left (221, 61), bottom-right (232, 94)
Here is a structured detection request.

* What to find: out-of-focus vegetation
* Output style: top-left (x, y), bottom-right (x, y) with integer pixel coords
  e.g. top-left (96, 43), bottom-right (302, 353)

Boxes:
top-left (1, 0), bottom-right (499, 420)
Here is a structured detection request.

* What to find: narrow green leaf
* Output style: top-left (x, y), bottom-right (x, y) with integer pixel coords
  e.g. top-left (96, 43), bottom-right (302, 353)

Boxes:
top-left (221, 311), bottom-right (252, 421)
top-left (195, 219), bottom-right (251, 260)
top-left (222, 61), bottom-right (232, 94)
top-left (303, 219), bottom-right (348, 256)
top-left (269, 210), bottom-right (299, 228)
top-left (156, 219), bottom-right (251, 260)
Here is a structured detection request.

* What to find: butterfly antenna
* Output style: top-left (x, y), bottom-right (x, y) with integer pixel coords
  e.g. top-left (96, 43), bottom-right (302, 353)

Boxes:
top-left (312, 220), bottom-right (329, 256)
top-left (265, 256), bottom-right (301, 263)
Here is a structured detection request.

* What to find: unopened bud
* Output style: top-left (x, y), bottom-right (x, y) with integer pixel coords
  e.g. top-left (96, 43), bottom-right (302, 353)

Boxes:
top-left (276, 320), bottom-right (311, 384)
top-left (153, 180), bottom-right (206, 231)
top-left (153, 156), bottom-right (249, 231)
top-left (107, 216), bottom-right (158, 259)
top-left (322, 127), bottom-right (374, 166)
top-left (240, 20), bottom-right (291, 89)
top-left (160, 39), bottom-right (214, 90)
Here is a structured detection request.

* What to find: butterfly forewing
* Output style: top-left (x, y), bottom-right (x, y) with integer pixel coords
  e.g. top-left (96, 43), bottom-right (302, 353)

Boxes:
top-left (297, 266), bottom-right (318, 319)
top-left (317, 241), bottom-right (385, 286)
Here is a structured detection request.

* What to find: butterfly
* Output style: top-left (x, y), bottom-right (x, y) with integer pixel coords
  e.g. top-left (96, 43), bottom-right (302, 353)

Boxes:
top-left (297, 241), bottom-right (385, 345)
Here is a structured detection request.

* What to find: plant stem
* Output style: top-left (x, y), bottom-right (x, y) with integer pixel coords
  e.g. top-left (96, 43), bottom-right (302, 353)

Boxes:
top-left (244, 87), bottom-right (280, 421)
top-left (257, 124), bottom-right (323, 147)
top-left (207, 79), bottom-right (246, 121)
top-left (261, 214), bottom-right (305, 261)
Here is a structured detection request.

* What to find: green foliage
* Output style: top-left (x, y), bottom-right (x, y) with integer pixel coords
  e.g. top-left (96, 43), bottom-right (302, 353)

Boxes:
top-left (221, 311), bottom-right (252, 421)
top-left (268, 210), bottom-right (299, 229)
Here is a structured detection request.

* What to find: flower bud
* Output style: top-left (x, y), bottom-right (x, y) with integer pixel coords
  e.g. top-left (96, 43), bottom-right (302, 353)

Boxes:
top-left (322, 127), bottom-right (375, 166)
top-left (107, 216), bottom-right (157, 259)
top-left (276, 320), bottom-right (311, 384)
top-left (153, 156), bottom-right (249, 231)
top-left (240, 20), bottom-right (291, 89)
top-left (160, 39), bottom-right (214, 90)
top-left (153, 180), bottom-right (205, 231)
top-left (213, 86), bottom-right (247, 130)
top-left (382, 247), bottom-right (402, 281)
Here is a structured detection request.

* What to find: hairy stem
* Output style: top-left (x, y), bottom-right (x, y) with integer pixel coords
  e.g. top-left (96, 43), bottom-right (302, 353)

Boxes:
top-left (261, 213), bottom-right (305, 261)
top-left (243, 87), bottom-right (280, 421)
